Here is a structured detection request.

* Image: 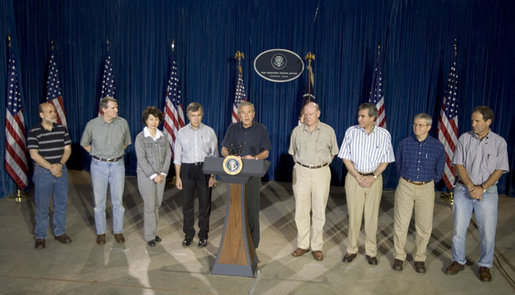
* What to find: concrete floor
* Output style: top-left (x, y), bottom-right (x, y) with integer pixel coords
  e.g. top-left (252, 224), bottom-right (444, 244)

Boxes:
top-left (0, 170), bottom-right (514, 295)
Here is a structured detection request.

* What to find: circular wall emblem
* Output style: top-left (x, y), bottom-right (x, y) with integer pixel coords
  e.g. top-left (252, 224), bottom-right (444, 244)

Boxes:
top-left (222, 155), bottom-right (244, 175)
top-left (254, 49), bottom-right (304, 82)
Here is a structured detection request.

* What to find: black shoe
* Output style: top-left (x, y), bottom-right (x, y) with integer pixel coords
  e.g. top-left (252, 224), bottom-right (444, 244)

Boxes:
top-left (366, 255), bottom-right (378, 265)
top-left (342, 253), bottom-right (357, 263)
top-left (147, 240), bottom-right (156, 247)
top-left (198, 239), bottom-right (208, 248)
top-left (154, 235), bottom-right (161, 242)
top-left (392, 259), bottom-right (403, 271)
top-left (182, 238), bottom-right (192, 247)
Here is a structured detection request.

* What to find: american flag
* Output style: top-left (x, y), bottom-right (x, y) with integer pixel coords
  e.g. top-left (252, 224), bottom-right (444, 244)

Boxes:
top-left (4, 47), bottom-right (29, 190)
top-left (368, 56), bottom-right (386, 128)
top-left (100, 53), bottom-right (116, 99)
top-left (437, 57), bottom-right (458, 190)
top-left (45, 51), bottom-right (67, 126)
top-left (163, 50), bottom-right (185, 155)
top-left (231, 65), bottom-right (247, 123)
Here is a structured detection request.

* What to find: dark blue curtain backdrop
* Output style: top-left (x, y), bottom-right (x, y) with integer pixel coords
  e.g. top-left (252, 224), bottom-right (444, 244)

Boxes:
top-left (1, 0), bottom-right (514, 197)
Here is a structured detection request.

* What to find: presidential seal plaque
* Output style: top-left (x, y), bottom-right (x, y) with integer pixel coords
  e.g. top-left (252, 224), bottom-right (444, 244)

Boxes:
top-left (222, 155), bottom-right (243, 175)
top-left (254, 49), bottom-right (304, 82)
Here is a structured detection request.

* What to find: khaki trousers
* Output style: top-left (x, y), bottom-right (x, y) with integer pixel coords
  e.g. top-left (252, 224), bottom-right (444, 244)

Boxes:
top-left (345, 173), bottom-right (383, 256)
top-left (292, 164), bottom-right (331, 251)
top-left (393, 177), bottom-right (435, 262)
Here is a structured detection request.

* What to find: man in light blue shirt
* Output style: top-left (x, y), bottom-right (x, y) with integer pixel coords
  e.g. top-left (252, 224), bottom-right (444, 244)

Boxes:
top-left (445, 106), bottom-right (509, 282)
top-left (174, 102), bottom-right (218, 248)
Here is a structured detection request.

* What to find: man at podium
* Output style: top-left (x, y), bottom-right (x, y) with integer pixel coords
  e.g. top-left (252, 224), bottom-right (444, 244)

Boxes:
top-left (221, 101), bottom-right (271, 248)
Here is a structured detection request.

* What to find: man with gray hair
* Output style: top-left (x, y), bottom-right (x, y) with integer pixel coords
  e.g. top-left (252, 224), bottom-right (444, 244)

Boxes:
top-left (174, 102), bottom-right (218, 248)
top-left (221, 101), bottom-right (271, 249)
top-left (289, 102), bottom-right (338, 261)
top-left (81, 97), bottom-right (131, 245)
top-left (338, 102), bottom-right (394, 266)
top-left (392, 113), bottom-right (445, 273)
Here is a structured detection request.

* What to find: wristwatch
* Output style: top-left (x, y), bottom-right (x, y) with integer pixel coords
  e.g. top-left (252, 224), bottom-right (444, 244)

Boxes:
top-left (373, 174), bottom-right (377, 179)
top-left (480, 184), bottom-right (486, 193)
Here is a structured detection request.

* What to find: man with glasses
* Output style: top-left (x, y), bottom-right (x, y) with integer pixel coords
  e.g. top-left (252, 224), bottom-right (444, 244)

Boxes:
top-left (392, 113), bottom-right (445, 273)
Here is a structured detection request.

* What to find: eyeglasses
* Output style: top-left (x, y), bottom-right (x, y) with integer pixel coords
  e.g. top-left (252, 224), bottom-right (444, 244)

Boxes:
top-left (412, 124), bottom-right (430, 128)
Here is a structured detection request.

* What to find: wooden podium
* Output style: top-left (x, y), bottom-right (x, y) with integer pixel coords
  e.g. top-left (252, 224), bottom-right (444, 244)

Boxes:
top-left (203, 157), bottom-right (270, 277)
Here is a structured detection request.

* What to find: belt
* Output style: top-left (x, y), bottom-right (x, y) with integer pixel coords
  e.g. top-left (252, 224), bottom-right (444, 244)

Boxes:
top-left (92, 156), bottom-right (123, 162)
top-left (296, 161), bottom-right (329, 169)
top-left (403, 177), bottom-right (431, 185)
top-left (358, 171), bottom-right (374, 176)
top-left (184, 162), bottom-right (204, 166)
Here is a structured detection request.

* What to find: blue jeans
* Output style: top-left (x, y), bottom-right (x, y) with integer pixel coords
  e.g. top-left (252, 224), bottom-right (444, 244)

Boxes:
top-left (91, 158), bottom-right (125, 234)
top-left (33, 165), bottom-right (69, 239)
top-left (452, 183), bottom-right (498, 268)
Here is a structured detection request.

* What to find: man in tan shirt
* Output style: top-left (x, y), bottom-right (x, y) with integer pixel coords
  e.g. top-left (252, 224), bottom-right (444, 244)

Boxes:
top-left (288, 102), bottom-right (339, 261)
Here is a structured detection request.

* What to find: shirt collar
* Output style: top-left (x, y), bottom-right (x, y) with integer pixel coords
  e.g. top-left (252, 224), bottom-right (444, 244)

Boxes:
top-left (358, 124), bottom-right (376, 134)
top-left (143, 126), bottom-right (163, 139)
top-left (187, 123), bottom-right (204, 130)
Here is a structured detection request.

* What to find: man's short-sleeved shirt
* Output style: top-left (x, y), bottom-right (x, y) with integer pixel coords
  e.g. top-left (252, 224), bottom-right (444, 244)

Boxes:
top-left (338, 124), bottom-right (395, 173)
top-left (80, 116), bottom-right (131, 159)
top-left (452, 130), bottom-right (509, 185)
top-left (222, 121), bottom-right (271, 156)
top-left (27, 123), bottom-right (71, 165)
top-left (288, 122), bottom-right (338, 166)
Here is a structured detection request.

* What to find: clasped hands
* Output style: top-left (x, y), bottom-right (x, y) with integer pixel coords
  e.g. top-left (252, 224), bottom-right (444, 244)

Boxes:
top-left (468, 185), bottom-right (484, 201)
top-left (356, 174), bottom-right (375, 188)
top-left (49, 164), bottom-right (63, 177)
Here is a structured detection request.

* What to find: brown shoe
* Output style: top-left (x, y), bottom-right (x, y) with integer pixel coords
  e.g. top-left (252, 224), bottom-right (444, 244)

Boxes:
top-left (392, 259), bottom-right (403, 271)
top-left (479, 267), bottom-right (492, 282)
top-left (414, 261), bottom-right (426, 273)
top-left (96, 234), bottom-right (106, 245)
top-left (291, 248), bottom-right (309, 257)
top-left (35, 239), bottom-right (46, 249)
top-left (54, 234), bottom-right (72, 244)
top-left (445, 261), bottom-right (464, 274)
top-left (312, 250), bottom-right (323, 261)
top-left (114, 233), bottom-right (125, 243)
top-left (342, 253), bottom-right (357, 263)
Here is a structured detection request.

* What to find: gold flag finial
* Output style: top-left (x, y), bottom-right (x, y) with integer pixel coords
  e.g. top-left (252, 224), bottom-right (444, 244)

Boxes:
top-left (107, 39), bottom-right (110, 51)
top-left (171, 40), bottom-right (175, 52)
top-left (7, 35), bottom-right (11, 47)
top-left (305, 52), bottom-right (315, 67)
top-left (453, 38), bottom-right (457, 57)
top-left (377, 43), bottom-right (381, 57)
top-left (50, 40), bottom-right (55, 51)
top-left (235, 51), bottom-right (245, 73)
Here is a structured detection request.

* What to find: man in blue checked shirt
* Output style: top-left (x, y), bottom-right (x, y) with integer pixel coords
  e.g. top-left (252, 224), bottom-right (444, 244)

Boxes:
top-left (339, 103), bottom-right (395, 266)
top-left (392, 113), bottom-right (445, 273)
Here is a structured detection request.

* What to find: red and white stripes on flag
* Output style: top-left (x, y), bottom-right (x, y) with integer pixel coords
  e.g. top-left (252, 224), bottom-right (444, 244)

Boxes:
top-left (232, 65), bottom-right (247, 123)
top-left (437, 58), bottom-right (459, 190)
top-left (368, 56), bottom-right (386, 128)
top-left (45, 50), bottom-right (67, 126)
top-left (163, 51), bottom-right (185, 156)
top-left (5, 47), bottom-right (29, 189)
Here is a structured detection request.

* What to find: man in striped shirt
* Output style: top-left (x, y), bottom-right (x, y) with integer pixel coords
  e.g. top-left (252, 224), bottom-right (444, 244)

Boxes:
top-left (392, 113), bottom-right (445, 273)
top-left (27, 103), bottom-right (72, 249)
top-left (338, 103), bottom-right (394, 265)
